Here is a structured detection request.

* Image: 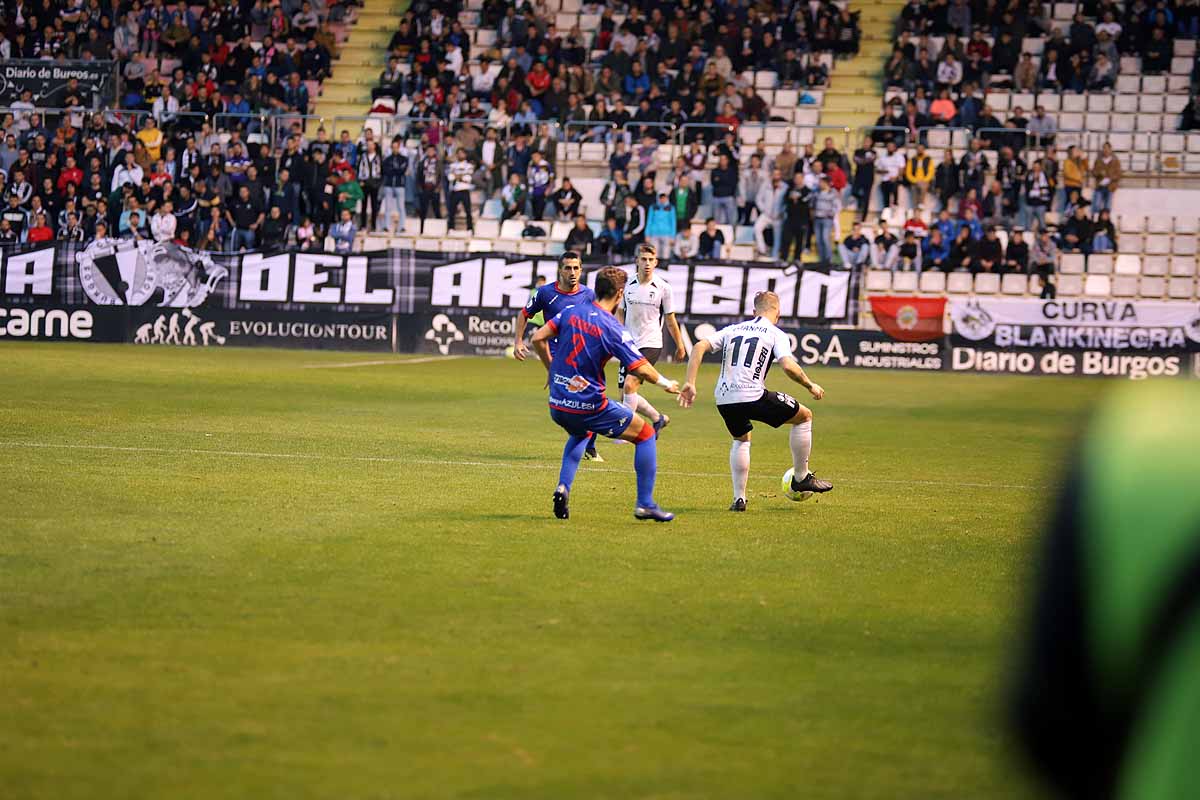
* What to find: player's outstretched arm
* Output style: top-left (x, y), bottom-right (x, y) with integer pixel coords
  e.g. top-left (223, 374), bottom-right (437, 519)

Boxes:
top-left (513, 313), bottom-right (530, 360)
top-left (632, 362), bottom-right (680, 395)
top-left (678, 339), bottom-right (712, 408)
top-left (780, 356), bottom-right (824, 400)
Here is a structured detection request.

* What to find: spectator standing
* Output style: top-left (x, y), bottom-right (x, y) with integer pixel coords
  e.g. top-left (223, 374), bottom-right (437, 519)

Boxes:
top-left (905, 144), bottom-right (934, 210)
top-left (527, 151), bottom-right (554, 220)
top-left (710, 154), bottom-right (739, 225)
top-left (779, 174), bottom-right (812, 264)
top-left (417, 145), bottom-right (442, 230)
top-left (670, 177), bottom-right (699, 232)
top-left (646, 193), bottom-right (677, 259)
top-left (621, 195), bottom-right (646, 256)
top-left (358, 140), bottom-right (383, 232)
top-left (877, 141), bottom-right (906, 210)
top-left (851, 137), bottom-right (876, 220)
top-left (1091, 143), bottom-right (1121, 213)
top-left (753, 169), bottom-right (788, 261)
top-left (380, 139), bottom-right (409, 234)
top-left (446, 148), bottom-right (476, 233)
top-left (737, 154), bottom-right (768, 225)
top-left (811, 177), bottom-right (841, 265)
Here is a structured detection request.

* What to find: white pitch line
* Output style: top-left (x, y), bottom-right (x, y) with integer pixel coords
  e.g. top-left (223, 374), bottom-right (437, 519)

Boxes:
top-left (302, 355), bottom-right (465, 369)
top-left (0, 441), bottom-right (1041, 491)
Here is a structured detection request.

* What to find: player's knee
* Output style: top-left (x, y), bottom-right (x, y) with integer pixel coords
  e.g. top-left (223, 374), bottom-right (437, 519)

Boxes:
top-left (792, 406), bottom-right (812, 424)
top-left (735, 432), bottom-right (752, 442)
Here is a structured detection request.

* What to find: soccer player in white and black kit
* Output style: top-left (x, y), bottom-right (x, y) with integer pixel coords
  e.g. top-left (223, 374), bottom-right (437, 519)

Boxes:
top-left (616, 244), bottom-right (687, 434)
top-left (678, 290), bottom-right (833, 511)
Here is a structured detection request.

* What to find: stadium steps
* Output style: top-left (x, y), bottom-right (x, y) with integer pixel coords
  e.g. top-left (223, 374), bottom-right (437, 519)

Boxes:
top-left (312, 0), bottom-right (411, 136)
top-left (820, 0), bottom-right (903, 136)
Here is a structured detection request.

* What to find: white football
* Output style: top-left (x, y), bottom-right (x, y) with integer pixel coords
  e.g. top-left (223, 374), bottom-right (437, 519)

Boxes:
top-left (782, 468), bottom-right (814, 502)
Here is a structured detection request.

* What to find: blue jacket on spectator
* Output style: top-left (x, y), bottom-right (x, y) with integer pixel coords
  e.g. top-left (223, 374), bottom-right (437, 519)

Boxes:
top-left (382, 152), bottom-right (409, 187)
top-left (646, 201), bottom-right (676, 238)
top-left (936, 217), bottom-right (958, 244)
top-left (925, 234), bottom-right (951, 264)
top-left (622, 72), bottom-right (650, 99)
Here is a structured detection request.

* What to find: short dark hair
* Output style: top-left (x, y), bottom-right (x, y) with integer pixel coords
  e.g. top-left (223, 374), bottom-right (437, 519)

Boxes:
top-left (559, 250), bottom-right (581, 266)
top-left (594, 267), bottom-right (627, 300)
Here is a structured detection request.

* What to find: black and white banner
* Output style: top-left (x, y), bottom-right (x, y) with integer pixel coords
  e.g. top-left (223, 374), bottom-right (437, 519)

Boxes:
top-left (949, 298), bottom-right (1200, 352)
top-left (414, 255), bottom-right (855, 324)
top-left (0, 60), bottom-right (115, 106)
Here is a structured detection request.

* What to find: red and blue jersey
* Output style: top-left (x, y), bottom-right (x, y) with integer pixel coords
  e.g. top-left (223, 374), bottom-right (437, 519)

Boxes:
top-left (544, 303), bottom-right (647, 415)
top-left (522, 282), bottom-right (596, 348)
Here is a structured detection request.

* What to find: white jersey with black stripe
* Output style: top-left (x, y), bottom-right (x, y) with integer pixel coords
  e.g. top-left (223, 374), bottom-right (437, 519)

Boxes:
top-left (621, 273), bottom-right (675, 349)
top-left (704, 316), bottom-right (794, 405)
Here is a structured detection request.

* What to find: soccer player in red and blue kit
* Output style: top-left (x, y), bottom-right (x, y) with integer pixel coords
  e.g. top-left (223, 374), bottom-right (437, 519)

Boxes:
top-left (531, 266), bottom-right (682, 522)
top-left (513, 251), bottom-right (604, 461)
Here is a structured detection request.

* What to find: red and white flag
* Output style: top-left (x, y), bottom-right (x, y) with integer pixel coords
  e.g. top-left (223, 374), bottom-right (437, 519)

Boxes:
top-left (869, 296), bottom-right (946, 342)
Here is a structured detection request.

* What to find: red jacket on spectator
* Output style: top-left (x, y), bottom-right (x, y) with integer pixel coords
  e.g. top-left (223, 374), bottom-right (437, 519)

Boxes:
top-left (191, 78), bottom-right (217, 100)
top-left (27, 225), bottom-right (53, 243)
top-left (56, 167), bottom-right (83, 193)
top-left (827, 163), bottom-right (848, 191)
top-left (715, 112), bottom-right (740, 131)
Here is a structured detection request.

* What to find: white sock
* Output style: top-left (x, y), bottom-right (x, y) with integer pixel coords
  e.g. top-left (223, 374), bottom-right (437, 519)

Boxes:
top-left (730, 440), bottom-right (751, 501)
top-left (790, 421), bottom-right (812, 478)
top-left (636, 395), bottom-right (661, 423)
top-left (623, 392), bottom-right (661, 423)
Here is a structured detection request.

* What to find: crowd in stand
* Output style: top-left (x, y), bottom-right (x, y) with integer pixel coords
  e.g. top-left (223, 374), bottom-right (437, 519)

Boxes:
top-left (0, 0), bottom-right (365, 252)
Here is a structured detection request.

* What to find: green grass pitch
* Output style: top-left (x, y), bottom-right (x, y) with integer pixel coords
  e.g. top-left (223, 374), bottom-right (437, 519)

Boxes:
top-left (0, 343), bottom-right (1106, 798)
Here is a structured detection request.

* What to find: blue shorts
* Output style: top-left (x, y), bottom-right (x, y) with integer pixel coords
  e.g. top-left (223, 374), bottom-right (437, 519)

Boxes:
top-left (550, 400), bottom-right (635, 439)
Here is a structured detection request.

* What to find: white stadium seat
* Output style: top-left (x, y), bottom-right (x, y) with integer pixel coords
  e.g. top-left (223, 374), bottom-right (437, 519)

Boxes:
top-left (1171, 257), bottom-right (1198, 276)
top-left (1142, 256), bottom-right (1170, 276)
top-left (1140, 276), bottom-right (1166, 298)
top-left (1112, 276), bottom-right (1139, 297)
top-left (892, 271), bottom-right (919, 292)
top-left (1001, 273), bottom-right (1027, 294)
top-left (1172, 237), bottom-right (1197, 256)
top-left (1058, 274), bottom-right (1084, 295)
top-left (1145, 234), bottom-right (1172, 255)
top-left (1115, 254), bottom-right (1142, 275)
top-left (499, 219), bottom-right (525, 240)
top-left (1168, 278), bottom-right (1196, 299)
top-left (866, 270), bottom-right (892, 291)
top-left (1118, 215), bottom-right (1146, 235)
top-left (1088, 254), bottom-right (1113, 274)
top-left (1060, 253), bottom-right (1086, 274)
top-left (919, 271), bottom-right (947, 293)
top-left (1147, 216), bottom-right (1173, 234)
top-left (422, 219), bottom-right (448, 238)
top-left (1084, 275), bottom-right (1112, 296)
top-left (946, 272), bottom-right (974, 293)
top-left (974, 273), bottom-right (1001, 294)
